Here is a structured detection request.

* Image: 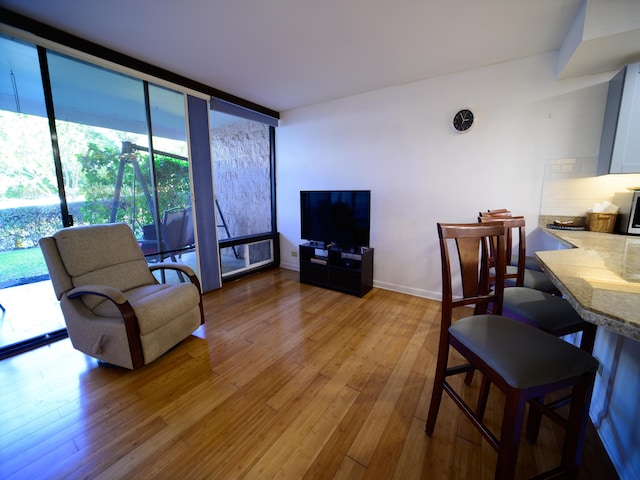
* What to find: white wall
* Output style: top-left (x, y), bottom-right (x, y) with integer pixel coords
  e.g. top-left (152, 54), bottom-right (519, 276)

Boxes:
top-left (276, 52), bottom-right (612, 298)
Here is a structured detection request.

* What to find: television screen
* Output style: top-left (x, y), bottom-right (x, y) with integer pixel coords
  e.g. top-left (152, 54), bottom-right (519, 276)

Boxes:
top-left (300, 190), bottom-right (371, 248)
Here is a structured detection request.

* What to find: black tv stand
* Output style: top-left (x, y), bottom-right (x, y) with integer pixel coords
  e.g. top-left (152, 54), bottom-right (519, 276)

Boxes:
top-left (299, 243), bottom-right (374, 297)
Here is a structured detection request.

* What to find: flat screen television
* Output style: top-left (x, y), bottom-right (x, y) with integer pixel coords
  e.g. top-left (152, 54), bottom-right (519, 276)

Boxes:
top-left (300, 190), bottom-right (371, 248)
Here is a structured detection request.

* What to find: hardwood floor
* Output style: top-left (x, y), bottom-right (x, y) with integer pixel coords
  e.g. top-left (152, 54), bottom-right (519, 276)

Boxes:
top-left (0, 269), bottom-right (618, 479)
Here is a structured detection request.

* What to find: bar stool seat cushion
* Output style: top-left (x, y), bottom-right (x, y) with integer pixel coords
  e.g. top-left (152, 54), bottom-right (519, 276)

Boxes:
top-left (504, 265), bottom-right (556, 291)
top-left (450, 315), bottom-right (598, 389)
top-left (502, 286), bottom-right (588, 332)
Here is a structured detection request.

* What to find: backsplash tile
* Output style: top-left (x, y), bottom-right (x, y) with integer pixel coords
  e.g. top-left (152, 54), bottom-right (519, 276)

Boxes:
top-left (540, 157), bottom-right (640, 216)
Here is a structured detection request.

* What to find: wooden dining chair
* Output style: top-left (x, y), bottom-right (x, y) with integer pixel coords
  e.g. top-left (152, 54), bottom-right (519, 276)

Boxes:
top-left (480, 215), bottom-right (598, 442)
top-left (426, 222), bottom-right (598, 479)
top-left (479, 209), bottom-right (546, 275)
top-left (479, 215), bottom-right (596, 353)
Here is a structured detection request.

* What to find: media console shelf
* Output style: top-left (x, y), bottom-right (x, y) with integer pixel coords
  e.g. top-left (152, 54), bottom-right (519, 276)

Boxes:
top-left (299, 242), bottom-right (374, 297)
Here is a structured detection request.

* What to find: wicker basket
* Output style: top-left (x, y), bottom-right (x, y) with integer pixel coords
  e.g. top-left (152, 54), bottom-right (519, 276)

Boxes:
top-left (586, 212), bottom-right (617, 233)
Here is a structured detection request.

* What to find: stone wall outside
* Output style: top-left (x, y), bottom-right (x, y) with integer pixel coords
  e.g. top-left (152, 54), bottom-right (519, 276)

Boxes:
top-left (210, 119), bottom-right (272, 241)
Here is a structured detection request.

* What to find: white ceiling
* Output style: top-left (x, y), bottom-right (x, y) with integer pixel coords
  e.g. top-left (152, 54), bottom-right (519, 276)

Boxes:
top-left (2, 0), bottom-right (640, 112)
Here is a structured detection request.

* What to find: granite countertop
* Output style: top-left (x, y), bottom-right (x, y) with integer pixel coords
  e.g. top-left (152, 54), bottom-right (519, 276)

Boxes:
top-left (536, 228), bottom-right (640, 340)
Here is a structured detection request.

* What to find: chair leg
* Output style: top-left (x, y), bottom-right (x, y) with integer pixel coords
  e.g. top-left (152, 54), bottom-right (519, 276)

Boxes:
top-left (560, 373), bottom-right (596, 478)
top-left (527, 325), bottom-right (597, 445)
top-left (579, 324), bottom-right (597, 353)
top-left (526, 397), bottom-right (543, 444)
top-left (495, 390), bottom-right (527, 480)
top-left (464, 368), bottom-right (475, 385)
top-left (476, 374), bottom-right (492, 421)
top-left (425, 344), bottom-right (449, 435)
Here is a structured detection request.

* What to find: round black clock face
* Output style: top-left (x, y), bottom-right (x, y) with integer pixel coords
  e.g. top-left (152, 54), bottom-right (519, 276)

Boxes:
top-left (452, 109), bottom-right (474, 132)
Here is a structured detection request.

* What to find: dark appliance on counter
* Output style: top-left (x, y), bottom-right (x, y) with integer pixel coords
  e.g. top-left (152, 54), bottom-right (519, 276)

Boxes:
top-left (613, 190), bottom-right (640, 235)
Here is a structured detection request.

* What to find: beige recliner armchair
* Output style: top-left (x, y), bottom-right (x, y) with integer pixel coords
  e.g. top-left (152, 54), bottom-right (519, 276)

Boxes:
top-left (39, 223), bottom-right (204, 369)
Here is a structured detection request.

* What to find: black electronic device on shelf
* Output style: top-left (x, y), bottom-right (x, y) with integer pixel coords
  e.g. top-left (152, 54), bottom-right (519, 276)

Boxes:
top-left (299, 190), bottom-right (373, 296)
top-left (300, 190), bottom-right (370, 249)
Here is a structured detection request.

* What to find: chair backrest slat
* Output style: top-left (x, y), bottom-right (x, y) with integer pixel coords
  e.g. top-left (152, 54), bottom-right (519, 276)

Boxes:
top-left (438, 222), bottom-right (506, 325)
top-left (479, 215), bottom-right (527, 286)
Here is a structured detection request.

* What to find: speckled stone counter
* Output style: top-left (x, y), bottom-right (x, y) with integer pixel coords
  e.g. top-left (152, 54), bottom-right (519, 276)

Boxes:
top-left (536, 228), bottom-right (640, 340)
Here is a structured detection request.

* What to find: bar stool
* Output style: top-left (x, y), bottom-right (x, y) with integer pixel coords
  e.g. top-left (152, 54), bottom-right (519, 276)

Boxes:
top-left (479, 209), bottom-right (548, 276)
top-left (426, 222), bottom-right (598, 479)
top-left (480, 215), bottom-right (596, 353)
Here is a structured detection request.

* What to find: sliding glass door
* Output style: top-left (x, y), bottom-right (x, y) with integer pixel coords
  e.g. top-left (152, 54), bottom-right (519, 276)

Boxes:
top-left (0, 35), bottom-right (196, 354)
top-left (0, 35), bottom-right (65, 352)
top-left (144, 84), bottom-right (195, 281)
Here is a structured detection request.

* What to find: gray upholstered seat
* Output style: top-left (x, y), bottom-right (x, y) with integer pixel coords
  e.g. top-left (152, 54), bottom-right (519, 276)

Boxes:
top-left (490, 264), bottom-right (557, 291)
top-left (40, 223), bottom-right (204, 369)
top-left (512, 253), bottom-right (544, 272)
top-left (502, 286), bottom-right (586, 333)
top-left (450, 314), bottom-right (598, 389)
top-left (504, 264), bottom-right (556, 291)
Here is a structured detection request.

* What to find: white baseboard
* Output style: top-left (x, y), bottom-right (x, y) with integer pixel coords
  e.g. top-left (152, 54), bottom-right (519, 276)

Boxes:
top-left (278, 263), bottom-right (441, 301)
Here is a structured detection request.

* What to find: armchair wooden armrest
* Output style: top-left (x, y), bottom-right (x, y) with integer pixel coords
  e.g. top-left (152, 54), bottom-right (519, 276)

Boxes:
top-left (149, 262), bottom-right (195, 277)
top-left (67, 284), bottom-right (143, 368)
top-left (149, 263), bottom-right (202, 293)
top-left (68, 284), bottom-right (127, 304)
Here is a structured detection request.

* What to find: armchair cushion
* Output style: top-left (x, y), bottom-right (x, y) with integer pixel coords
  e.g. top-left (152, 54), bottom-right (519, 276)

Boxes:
top-left (73, 261), bottom-right (154, 310)
top-left (92, 283), bottom-right (200, 335)
top-left (68, 284), bottom-right (127, 304)
top-left (53, 224), bottom-right (156, 310)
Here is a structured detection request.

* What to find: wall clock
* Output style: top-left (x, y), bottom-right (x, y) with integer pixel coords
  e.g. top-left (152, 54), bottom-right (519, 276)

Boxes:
top-left (452, 109), bottom-right (474, 132)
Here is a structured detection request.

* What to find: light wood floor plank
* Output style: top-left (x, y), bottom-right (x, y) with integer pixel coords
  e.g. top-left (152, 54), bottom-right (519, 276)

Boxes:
top-left (301, 363), bottom-right (390, 480)
top-left (333, 456), bottom-right (367, 480)
top-left (0, 269), bottom-right (619, 480)
top-left (347, 343), bottom-right (421, 466)
top-left (392, 416), bottom-right (430, 480)
top-left (272, 385), bottom-right (360, 480)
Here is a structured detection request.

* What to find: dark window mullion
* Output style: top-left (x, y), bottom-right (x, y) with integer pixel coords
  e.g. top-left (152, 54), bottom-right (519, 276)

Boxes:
top-left (270, 126), bottom-right (277, 235)
top-left (37, 46), bottom-right (72, 227)
top-left (143, 80), bottom-right (161, 230)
